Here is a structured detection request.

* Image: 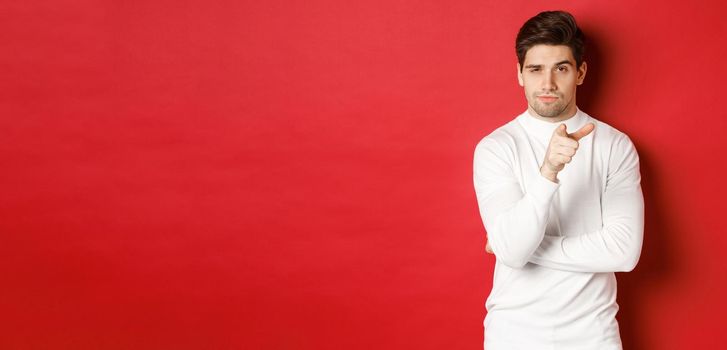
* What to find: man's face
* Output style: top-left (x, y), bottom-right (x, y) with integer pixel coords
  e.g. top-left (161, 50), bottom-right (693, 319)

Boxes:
top-left (517, 44), bottom-right (587, 121)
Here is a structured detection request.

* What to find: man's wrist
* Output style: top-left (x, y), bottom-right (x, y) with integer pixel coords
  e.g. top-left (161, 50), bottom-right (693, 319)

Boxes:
top-left (540, 165), bottom-right (559, 183)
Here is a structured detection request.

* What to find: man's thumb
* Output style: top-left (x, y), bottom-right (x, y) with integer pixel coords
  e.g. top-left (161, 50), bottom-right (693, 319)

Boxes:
top-left (569, 123), bottom-right (595, 141)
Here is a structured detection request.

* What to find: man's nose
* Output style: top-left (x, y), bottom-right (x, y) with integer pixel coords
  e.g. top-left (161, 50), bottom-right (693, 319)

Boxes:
top-left (542, 72), bottom-right (556, 91)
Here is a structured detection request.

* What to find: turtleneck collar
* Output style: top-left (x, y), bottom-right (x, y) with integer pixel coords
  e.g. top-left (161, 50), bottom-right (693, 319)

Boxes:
top-left (516, 107), bottom-right (591, 144)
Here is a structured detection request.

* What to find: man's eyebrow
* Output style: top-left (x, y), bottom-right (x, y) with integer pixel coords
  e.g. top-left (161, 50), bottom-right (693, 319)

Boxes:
top-left (524, 60), bottom-right (574, 69)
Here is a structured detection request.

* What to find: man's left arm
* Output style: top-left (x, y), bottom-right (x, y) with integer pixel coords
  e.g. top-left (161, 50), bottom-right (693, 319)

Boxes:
top-left (527, 134), bottom-right (644, 273)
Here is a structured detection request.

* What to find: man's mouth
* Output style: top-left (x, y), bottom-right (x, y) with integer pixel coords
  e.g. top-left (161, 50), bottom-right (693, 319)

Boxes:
top-left (537, 95), bottom-right (559, 103)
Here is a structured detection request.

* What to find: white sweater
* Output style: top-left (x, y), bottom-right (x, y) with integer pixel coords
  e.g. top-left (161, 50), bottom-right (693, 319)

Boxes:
top-left (473, 109), bottom-right (644, 350)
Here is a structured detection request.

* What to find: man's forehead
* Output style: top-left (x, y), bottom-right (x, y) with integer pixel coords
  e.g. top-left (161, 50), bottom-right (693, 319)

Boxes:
top-left (523, 44), bottom-right (575, 65)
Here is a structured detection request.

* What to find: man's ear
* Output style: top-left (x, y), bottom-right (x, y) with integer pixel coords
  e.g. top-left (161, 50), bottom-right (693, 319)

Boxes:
top-left (517, 63), bottom-right (524, 87)
top-left (576, 61), bottom-right (587, 85)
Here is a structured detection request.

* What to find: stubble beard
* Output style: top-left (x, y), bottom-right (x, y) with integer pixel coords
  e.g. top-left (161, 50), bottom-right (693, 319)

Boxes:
top-left (529, 92), bottom-right (570, 119)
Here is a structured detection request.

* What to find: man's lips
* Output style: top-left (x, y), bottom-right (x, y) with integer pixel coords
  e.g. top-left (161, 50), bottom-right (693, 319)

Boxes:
top-left (537, 95), bottom-right (559, 103)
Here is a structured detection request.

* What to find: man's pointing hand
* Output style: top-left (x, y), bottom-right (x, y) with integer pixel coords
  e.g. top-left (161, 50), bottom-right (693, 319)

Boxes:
top-left (540, 122), bottom-right (595, 182)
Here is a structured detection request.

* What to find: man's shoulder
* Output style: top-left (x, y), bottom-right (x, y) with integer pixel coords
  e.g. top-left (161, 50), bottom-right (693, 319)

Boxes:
top-left (590, 115), bottom-right (622, 136)
top-left (581, 111), bottom-right (629, 142)
top-left (474, 116), bottom-right (523, 152)
top-left (584, 113), bottom-right (640, 163)
top-left (472, 117), bottom-right (523, 169)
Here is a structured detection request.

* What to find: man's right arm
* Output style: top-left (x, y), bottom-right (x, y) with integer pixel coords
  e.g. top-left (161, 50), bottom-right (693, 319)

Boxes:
top-left (473, 137), bottom-right (559, 268)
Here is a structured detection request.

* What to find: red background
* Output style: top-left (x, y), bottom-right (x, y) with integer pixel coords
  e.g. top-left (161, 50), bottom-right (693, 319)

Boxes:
top-left (2, 1), bottom-right (726, 349)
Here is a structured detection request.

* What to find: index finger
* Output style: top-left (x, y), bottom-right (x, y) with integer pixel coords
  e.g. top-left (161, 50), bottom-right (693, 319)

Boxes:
top-left (568, 123), bottom-right (595, 141)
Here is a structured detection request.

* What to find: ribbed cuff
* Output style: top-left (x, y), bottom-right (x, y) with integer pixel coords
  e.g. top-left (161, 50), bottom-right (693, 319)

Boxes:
top-left (528, 172), bottom-right (560, 206)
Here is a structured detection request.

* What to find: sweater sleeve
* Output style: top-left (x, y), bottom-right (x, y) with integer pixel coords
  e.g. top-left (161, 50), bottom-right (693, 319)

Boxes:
top-left (528, 134), bottom-right (645, 273)
top-left (473, 137), bottom-right (559, 268)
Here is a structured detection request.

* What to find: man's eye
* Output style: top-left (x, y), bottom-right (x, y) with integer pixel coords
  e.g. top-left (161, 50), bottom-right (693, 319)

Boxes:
top-left (529, 68), bottom-right (540, 72)
top-left (557, 66), bottom-right (568, 72)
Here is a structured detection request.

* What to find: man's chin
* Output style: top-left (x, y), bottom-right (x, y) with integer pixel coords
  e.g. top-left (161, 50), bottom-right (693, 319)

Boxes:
top-left (532, 106), bottom-right (565, 119)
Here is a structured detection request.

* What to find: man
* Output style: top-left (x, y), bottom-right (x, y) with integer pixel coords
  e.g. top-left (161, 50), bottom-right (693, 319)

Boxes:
top-left (473, 11), bottom-right (644, 350)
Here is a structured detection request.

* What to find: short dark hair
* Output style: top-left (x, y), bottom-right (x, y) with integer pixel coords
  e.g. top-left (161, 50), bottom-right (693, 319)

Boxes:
top-left (516, 11), bottom-right (585, 71)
